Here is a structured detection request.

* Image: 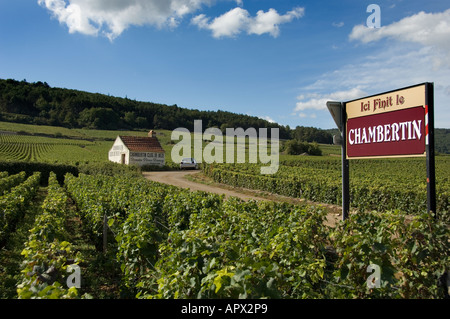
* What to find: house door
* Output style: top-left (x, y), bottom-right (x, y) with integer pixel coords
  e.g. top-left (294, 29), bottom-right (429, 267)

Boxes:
top-left (121, 153), bottom-right (126, 164)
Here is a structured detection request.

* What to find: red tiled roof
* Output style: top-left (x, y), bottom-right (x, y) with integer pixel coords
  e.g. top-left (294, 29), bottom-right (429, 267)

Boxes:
top-left (119, 135), bottom-right (165, 153)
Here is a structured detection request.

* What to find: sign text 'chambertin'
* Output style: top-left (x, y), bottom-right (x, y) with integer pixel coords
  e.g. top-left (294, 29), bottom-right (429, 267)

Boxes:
top-left (345, 84), bottom-right (429, 159)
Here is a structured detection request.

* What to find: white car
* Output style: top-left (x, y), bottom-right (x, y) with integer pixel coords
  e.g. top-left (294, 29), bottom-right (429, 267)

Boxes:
top-left (180, 158), bottom-right (198, 169)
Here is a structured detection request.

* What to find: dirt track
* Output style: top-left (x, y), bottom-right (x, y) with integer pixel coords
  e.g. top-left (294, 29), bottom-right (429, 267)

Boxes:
top-left (142, 170), bottom-right (342, 226)
top-left (142, 170), bottom-right (263, 201)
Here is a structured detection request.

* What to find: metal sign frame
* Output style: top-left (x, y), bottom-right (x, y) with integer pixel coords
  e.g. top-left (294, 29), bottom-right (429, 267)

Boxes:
top-left (327, 82), bottom-right (436, 220)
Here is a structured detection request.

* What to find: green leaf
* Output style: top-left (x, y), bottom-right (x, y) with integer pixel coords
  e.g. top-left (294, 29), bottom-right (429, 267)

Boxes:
top-left (108, 218), bottom-right (114, 227)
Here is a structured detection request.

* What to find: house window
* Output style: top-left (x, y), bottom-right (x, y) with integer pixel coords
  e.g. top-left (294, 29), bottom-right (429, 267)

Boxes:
top-left (110, 151), bottom-right (121, 157)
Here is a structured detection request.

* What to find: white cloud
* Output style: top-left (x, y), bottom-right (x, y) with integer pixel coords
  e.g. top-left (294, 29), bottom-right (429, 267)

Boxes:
top-left (260, 115), bottom-right (275, 123)
top-left (38, 0), bottom-right (304, 40)
top-left (38, 0), bottom-right (99, 36)
top-left (294, 87), bottom-right (366, 112)
top-left (248, 7), bottom-right (304, 37)
top-left (192, 6), bottom-right (304, 38)
top-left (350, 9), bottom-right (450, 47)
top-left (191, 13), bottom-right (209, 30)
top-left (38, 0), bottom-right (211, 40)
top-left (201, 7), bottom-right (250, 38)
top-left (349, 9), bottom-right (450, 67)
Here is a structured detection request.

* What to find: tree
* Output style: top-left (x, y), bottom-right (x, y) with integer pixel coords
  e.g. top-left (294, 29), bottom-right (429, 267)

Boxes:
top-left (78, 107), bottom-right (119, 130)
top-left (153, 114), bottom-right (162, 129)
top-left (135, 117), bottom-right (148, 128)
top-left (284, 139), bottom-right (322, 156)
top-left (124, 111), bottom-right (136, 128)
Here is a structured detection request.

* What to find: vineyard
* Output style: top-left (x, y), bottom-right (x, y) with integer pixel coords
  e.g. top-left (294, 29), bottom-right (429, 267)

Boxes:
top-left (1, 168), bottom-right (448, 299)
top-left (0, 133), bottom-right (111, 163)
top-left (0, 121), bottom-right (449, 299)
top-left (202, 156), bottom-right (450, 215)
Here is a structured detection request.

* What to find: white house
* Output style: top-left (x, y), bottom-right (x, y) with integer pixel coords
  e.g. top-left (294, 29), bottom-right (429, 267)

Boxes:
top-left (108, 130), bottom-right (165, 167)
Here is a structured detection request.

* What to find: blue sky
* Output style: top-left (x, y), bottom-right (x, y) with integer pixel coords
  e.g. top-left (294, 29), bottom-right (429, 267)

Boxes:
top-left (1, 0), bottom-right (449, 129)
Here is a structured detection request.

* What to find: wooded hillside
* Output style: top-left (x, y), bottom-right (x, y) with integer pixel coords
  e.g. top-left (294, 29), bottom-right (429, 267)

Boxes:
top-left (3, 78), bottom-right (448, 152)
top-left (0, 78), bottom-right (333, 143)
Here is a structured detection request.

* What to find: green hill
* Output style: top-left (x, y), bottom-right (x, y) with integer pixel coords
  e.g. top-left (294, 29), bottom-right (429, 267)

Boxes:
top-left (0, 78), bottom-right (290, 136)
top-left (4, 78), bottom-right (447, 152)
top-left (435, 128), bottom-right (450, 154)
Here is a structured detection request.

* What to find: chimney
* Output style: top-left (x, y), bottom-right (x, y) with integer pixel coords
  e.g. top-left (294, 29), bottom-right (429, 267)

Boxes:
top-left (148, 130), bottom-right (155, 137)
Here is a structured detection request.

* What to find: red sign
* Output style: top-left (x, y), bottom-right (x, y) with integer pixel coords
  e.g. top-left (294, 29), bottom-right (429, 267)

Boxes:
top-left (345, 84), bottom-right (428, 159)
top-left (346, 106), bottom-right (425, 158)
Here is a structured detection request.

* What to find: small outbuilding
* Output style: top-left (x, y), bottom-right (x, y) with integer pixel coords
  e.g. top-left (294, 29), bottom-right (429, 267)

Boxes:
top-left (108, 130), bottom-right (165, 167)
